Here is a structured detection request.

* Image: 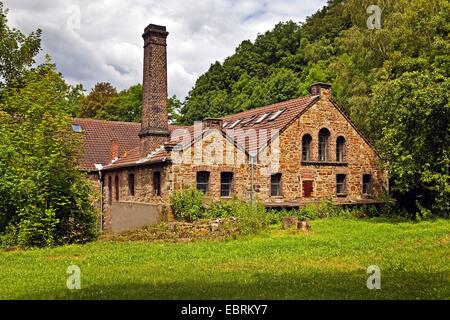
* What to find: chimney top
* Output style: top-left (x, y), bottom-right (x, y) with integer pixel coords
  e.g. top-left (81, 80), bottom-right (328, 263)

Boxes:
top-left (310, 82), bottom-right (332, 96)
top-left (203, 118), bottom-right (223, 130)
top-left (143, 24), bottom-right (169, 38)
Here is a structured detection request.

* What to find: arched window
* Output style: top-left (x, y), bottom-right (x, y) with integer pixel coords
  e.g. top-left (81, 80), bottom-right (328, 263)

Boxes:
top-left (336, 136), bottom-right (346, 162)
top-left (301, 134), bottom-right (312, 161)
top-left (318, 128), bottom-right (330, 161)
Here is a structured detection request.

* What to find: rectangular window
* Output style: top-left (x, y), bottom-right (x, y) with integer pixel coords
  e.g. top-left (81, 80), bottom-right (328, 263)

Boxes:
top-left (270, 173), bottom-right (282, 196)
top-left (363, 174), bottom-right (372, 195)
top-left (302, 180), bottom-right (313, 198)
top-left (115, 176), bottom-right (120, 201)
top-left (336, 174), bottom-right (346, 195)
top-left (128, 173), bottom-right (135, 196)
top-left (108, 176), bottom-right (112, 205)
top-left (220, 172), bottom-right (233, 197)
top-left (153, 171), bottom-right (161, 196)
top-left (196, 171), bottom-right (210, 193)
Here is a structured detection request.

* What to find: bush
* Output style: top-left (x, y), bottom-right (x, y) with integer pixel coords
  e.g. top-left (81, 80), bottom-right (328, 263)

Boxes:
top-left (170, 188), bottom-right (205, 221)
top-left (0, 63), bottom-right (99, 248)
top-left (230, 201), bottom-right (272, 236)
top-left (204, 201), bottom-right (234, 218)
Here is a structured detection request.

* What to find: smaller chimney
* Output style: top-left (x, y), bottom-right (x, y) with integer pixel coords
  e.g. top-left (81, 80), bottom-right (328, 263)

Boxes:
top-left (310, 82), bottom-right (332, 99)
top-left (203, 118), bottom-right (223, 130)
top-left (110, 139), bottom-right (119, 161)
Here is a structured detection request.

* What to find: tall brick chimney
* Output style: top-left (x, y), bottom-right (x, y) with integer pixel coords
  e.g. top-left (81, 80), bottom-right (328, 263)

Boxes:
top-left (139, 24), bottom-right (170, 157)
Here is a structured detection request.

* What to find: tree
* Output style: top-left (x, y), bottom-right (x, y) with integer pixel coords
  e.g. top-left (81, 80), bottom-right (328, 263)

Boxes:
top-left (371, 70), bottom-right (449, 218)
top-left (79, 82), bottom-right (118, 118)
top-left (0, 2), bottom-right (41, 90)
top-left (168, 95), bottom-right (182, 124)
top-left (0, 60), bottom-right (98, 247)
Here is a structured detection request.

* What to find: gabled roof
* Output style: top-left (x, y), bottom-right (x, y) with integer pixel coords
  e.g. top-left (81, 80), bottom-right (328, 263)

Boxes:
top-left (72, 117), bottom-right (184, 171)
top-left (102, 95), bottom-right (319, 170)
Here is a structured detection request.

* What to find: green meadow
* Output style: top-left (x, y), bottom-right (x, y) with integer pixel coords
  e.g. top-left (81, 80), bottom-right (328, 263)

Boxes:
top-left (0, 218), bottom-right (449, 300)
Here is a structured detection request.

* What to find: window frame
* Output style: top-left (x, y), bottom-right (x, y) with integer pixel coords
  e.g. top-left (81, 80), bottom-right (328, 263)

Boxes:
top-left (336, 174), bottom-right (347, 196)
top-left (301, 134), bottom-right (312, 161)
top-left (114, 175), bottom-right (120, 201)
top-left (128, 173), bottom-right (135, 197)
top-left (220, 172), bottom-right (233, 198)
top-left (362, 174), bottom-right (372, 195)
top-left (196, 171), bottom-right (210, 194)
top-left (153, 171), bottom-right (162, 196)
top-left (318, 128), bottom-right (330, 161)
top-left (270, 173), bottom-right (282, 197)
top-left (336, 136), bottom-right (346, 162)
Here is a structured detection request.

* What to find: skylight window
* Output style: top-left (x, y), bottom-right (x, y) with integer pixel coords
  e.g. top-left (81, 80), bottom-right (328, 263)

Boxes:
top-left (222, 122), bottom-right (229, 128)
top-left (228, 119), bottom-right (242, 129)
top-left (268, 109), bottom-right (286, 121)
top-left (240, 115), bottom-right (257, 126)
top-left (255, 112), bottom-right (272, 124)
top-left (71, 124), bottom-right (82, 133)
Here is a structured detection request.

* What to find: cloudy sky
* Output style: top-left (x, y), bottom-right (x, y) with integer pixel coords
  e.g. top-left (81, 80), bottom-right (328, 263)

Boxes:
top-left (4, 0), bottom-right (327, 100)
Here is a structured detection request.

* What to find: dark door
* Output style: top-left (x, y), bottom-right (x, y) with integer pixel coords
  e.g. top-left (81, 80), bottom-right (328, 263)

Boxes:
top-left (303, 180), bottom-right (313, 197)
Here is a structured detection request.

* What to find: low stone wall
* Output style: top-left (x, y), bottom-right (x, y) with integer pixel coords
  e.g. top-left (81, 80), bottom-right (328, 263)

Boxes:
top-left (111, 202), bottom-right (162, 233)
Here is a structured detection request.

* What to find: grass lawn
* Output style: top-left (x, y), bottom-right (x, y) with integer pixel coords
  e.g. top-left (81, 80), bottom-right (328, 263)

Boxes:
top-left (0, 217), bottom-right (449, 300)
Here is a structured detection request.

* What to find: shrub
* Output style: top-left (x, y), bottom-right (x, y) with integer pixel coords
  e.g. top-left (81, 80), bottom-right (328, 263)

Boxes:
top-left (230, 201), bottom-right (271, 236)
top-left (170, 188), bottom-right (205, 221)
top-left (204, 201), bottom-right (234, 218)
top-left (0, 63), bottom-right (99, 248)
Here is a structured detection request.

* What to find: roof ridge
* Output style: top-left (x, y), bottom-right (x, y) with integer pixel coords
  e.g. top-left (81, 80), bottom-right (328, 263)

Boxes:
top-left (72, 117), bottom-right (141, 126)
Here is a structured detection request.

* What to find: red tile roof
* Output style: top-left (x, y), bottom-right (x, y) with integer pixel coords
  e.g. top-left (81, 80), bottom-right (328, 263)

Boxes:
top-left (73, 117), bottom-right (186, 171)
top-left (72, 118), bottom-right (141, 171)
top-left (102, 95), bottom-right (319, 170)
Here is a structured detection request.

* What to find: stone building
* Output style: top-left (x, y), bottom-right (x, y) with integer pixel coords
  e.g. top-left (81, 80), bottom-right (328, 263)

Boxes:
top-left (79, 24), bottom-right (387, 231)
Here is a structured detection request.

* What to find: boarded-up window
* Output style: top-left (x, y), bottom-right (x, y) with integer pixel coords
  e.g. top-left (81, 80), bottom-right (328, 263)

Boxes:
top-left (270, 173), bottom-right (282, 196)
top-left (153, 171), bottom-right (161, 196)
top-left (220, 172), bottom-right (233, 197)
top-left (363, 174), bottom-right (372, 195)
top-left (115, 176), bottom-right (120, 201)
top-left (196, 171), bottom-right (210, 193)
top-left (336, 174), bottom-right (346, 195)
top-left (303, 180), bottom-right (313, 197)
top-left (128, 173), bottom-right (135, 196)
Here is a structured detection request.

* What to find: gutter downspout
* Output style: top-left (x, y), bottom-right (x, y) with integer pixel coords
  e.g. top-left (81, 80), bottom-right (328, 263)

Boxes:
top-left (95, 164), bottom-right (104, 234)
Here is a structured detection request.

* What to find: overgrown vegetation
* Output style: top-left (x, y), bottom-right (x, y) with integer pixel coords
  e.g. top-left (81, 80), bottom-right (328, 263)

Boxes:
top-left (0, 3), bottom-right (98, 247)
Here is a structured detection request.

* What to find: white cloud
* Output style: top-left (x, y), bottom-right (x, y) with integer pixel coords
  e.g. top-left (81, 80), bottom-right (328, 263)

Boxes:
top-left (3, 0), bottom-right (327, 99)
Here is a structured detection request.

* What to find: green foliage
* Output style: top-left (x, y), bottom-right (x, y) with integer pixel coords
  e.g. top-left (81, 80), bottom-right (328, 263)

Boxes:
top-left (170, 188), bottom-right (205, 221)
top-left (0, 2), bottom-right (42, 89)
top-left (0, 60), bottom-right (98, 247)
top-left (229, 201), bottom-right (272, 236)
top-left (79, 82), bottom-right (118, 119)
